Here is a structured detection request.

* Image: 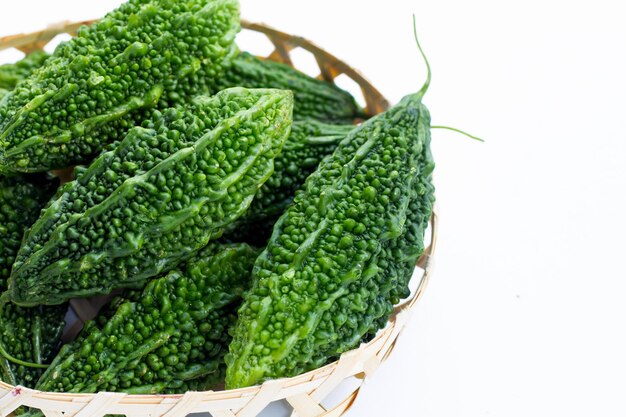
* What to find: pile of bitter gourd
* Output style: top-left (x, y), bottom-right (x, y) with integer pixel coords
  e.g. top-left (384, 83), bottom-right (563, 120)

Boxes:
top-left (0, 0), bottom-right (435, 397)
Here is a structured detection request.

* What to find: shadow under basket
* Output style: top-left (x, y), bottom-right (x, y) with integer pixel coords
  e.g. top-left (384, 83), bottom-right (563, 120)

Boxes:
top-left (0, 20), bottom-right (437, 417)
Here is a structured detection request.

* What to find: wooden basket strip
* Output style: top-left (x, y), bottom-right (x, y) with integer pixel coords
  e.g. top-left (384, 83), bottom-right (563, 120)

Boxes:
top-left (160, 391), bottom-right (207, 417)
top-left (0, 386), bottom-right (32, 415)
top-left (212, 410), bottom-right (238, 417)
top-left (309, 350), bottom-right (361, 404)
top-left (95, 401), bottom-right (187, 417)
top-left (267, 379), bottom-right (324, 403)
top-left (265, 36), bottom-right (295, 67)
top-left (320, 389), bottom-right (360, 417)
top-left (41, 410), bottom-right (64, 417)
top-left (362, 355), bottom-right (383, 379)
top-left (73, 392), bottom-right (127, 417)
top-left (237, 379), bottom-right (285, 417)
top-left (0, 20), bottom-right (93, 53)
top-left (286, 393), bottom-right (326, 417)
top-left (377, 311), bottom-right (413, 365)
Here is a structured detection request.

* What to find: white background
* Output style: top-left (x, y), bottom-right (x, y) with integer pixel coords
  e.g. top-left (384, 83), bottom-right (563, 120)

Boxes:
top-left (2, 1), bottom-right (626, 416)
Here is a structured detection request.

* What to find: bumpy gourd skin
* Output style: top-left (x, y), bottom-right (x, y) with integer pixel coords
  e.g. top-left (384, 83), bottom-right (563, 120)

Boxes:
top-left (0, 51), bottom-right (50, 90)
top-left (225, 91), bottom-right (433, 388)
top-left (8, 87), bottom-right (293, 306)
top-left (0, 89), bottom-right (8, 102)
top-left (214, 52), bottom-right (364, 124)
top-left (0, 0), bottom-right (240, 174)
top-left (37, 243), bottom-right (260, 394)
top-left (223, 120), bottom-right (354, 245)
top-left (308, 134), bottom-right (435, 369)
top-left (0, 174), bottom-right (66, 388)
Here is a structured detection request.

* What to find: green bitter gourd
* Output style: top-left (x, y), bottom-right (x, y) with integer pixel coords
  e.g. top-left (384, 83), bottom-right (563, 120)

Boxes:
top-left (36, 242), bottom-right (259, 394)
top-left (214, 52), bottom-right (365, 124)
top-left (0, 0), bottom-right (240, 174)
top-left (7, 87), bottom-right (293, 306)
top-left (225, 82), bottom-right (435, 388)
top-left (306, 134), bottom-right (435, 369)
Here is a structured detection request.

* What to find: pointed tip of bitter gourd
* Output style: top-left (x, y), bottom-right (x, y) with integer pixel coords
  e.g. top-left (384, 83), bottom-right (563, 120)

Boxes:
top-left (409, 17), bottom-right (485, 143)
top-left (413, 14), bottom-right (432, 100)
top-left (396, 15), bottom-right (432, 108)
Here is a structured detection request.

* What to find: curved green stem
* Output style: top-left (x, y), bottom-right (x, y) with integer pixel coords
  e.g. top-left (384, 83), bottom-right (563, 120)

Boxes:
top-left (0, 298), bottom-right (49, 369)
top-left (411, 16), bottom-right (483, 143)
top-left (0, 341), bottom-right (48, 369)
top-left (413, 14), bottom-right (432, 99)
top-left (431, 125), bottom-right (485, 142)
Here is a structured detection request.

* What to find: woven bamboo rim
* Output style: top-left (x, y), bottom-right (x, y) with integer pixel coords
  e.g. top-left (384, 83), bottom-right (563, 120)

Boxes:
top-left (0, 20), bottom-right (436, 417)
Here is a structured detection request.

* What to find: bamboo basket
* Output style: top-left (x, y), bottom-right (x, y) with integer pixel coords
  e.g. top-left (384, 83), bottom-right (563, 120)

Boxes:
top-left (0, 20), bottom-right (438, 417)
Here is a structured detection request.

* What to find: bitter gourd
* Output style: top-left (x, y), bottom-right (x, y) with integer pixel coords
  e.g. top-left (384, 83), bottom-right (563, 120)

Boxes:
top-left (214, 52), bottom-right (364, 124)
top-left (306, 135), bottom-right (435, 370)
top-left (0, 0), bottom-right (240, 174)
top-left (223, 120), bottom-right (353, 245)
top-left (36, 242), bottom-right (260, 394)
top-left (0, 89), bottom-right (8, 102)
top-left (225, 87), bottom-right (434, 388)
top-left (0, 174), bottom-right (66, 388)
top-left (0, 51), bottom-right (50, 90)
top-left (8, 87), bottom-right (293, 306)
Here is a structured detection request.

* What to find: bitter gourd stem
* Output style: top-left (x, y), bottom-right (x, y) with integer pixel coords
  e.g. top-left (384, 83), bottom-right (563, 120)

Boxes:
top-left (414, 14), bottom-right (432, 99)
top-left (0, 300), bottom-right (49, 369)
top-left (431, 125), bottom-right (485, 142)
top-left (412, 16), bottom-right (484, 142)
